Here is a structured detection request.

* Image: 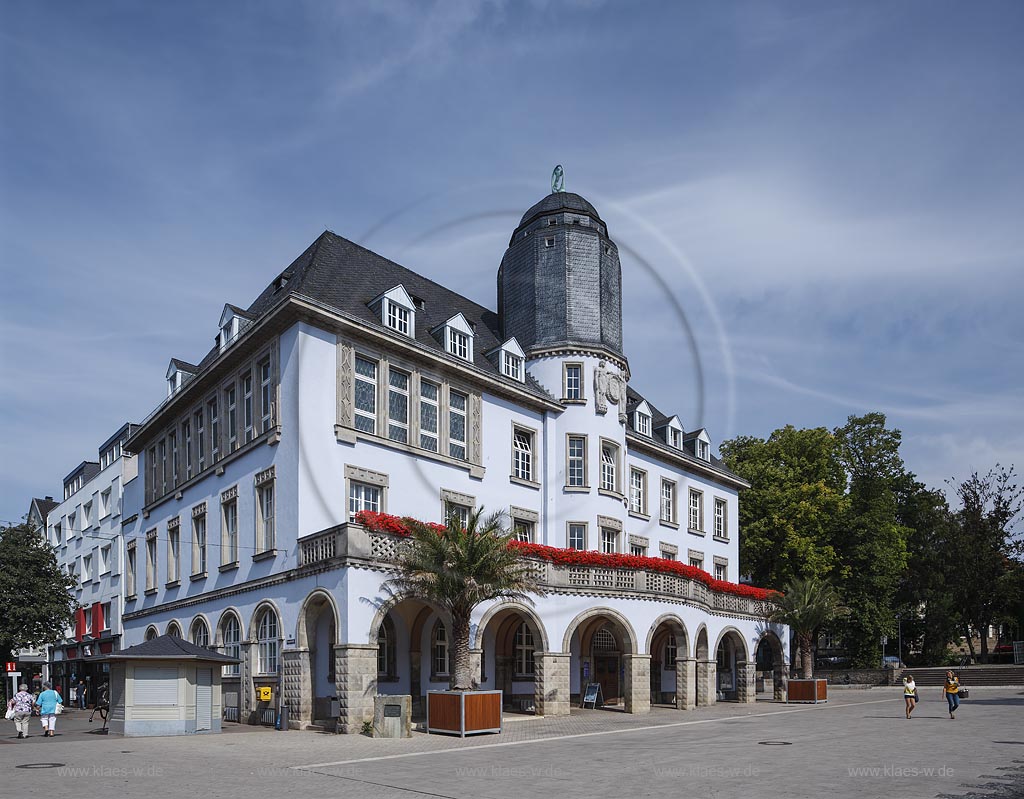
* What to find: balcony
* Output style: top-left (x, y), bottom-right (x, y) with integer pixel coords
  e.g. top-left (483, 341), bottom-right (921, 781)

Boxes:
top-left (297, 523), bottom-right (770, 618)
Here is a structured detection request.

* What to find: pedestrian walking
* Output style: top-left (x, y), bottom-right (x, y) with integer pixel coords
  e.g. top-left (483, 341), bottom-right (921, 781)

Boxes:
top-left (34, 681), bottom-right (63, 738)
top-left (7, 683), bottom-right (34, 739)
top-left (944, 670), bottom-right (961, 719)
top-left (77, 679), bottom-right (87, 710)
top-left (902, 673), bottom-right (917, 719)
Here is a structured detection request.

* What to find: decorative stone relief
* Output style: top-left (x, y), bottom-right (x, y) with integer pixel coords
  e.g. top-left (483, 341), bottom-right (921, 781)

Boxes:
top-left (255, 466), bottom-right (275, 486)
top-left (337, 338), bottom-right (354, 428)
top-left (597, 514), bottom-right (623, 531)
top-left (470, 392), bottom-right (483, 464)
top-left (344, 464), bottom-right (389, 486)
top-left (221, 485), bottom-right (238, 502)
top-left (593, 360), bottom-right (628, 423)
top-left (192, 502), bottom-right (207, 518)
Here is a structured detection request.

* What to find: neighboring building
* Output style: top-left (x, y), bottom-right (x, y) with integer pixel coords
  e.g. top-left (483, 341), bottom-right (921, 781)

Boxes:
top-left (27, 496), bottom-right (58, 536)
top-left (100, 189), bottom-right (789, 732)
top-left (44, 423), bottom-right (138, 702)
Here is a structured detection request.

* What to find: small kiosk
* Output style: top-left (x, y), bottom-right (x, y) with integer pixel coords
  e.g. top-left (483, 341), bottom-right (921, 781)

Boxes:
top-left (104, 635), bottom-right (239, 737)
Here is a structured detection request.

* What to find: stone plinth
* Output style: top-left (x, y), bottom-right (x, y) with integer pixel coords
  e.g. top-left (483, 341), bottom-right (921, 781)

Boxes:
top-left (697, 660), bottom-right (717, 707)
top-left (676, 657), bottom-right (696, 710)
top-left (535, 652), bottom-right (571, 716)
top-left (373, 694), bottom-right (412, 738)
top-left (736, 661), bottom-right (757, 704)
top-left (623, 654), bottom-right (651, 715)
top-left (334, 644), bottom-right (378, 734)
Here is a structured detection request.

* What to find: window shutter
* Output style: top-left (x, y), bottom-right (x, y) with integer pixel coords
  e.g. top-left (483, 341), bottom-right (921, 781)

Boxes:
top-left (133, 667), bottom-right (179, 705)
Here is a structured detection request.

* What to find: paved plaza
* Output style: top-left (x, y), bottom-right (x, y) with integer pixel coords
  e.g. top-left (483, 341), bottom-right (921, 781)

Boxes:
top-left (2, 688), bottom-right (1022, 799)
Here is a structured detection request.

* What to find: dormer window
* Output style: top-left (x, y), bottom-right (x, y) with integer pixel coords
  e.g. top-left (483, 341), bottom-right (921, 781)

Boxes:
top-left (433, 314), bottom-right (475, 363)
top-left (218, 305), bottom-right (251, 352)
top-left (488, 338), bottom-right (526, 383)
top-left (697, 439), bottom-right (710, 460)
top-left (372, 285), bottom-right (416, 338)
top-left (633, 401), bottom-right (652, 437)
top-left (166, 360), bottom-right (197, 397)
top-left (449, 329), bottom-right (469, 359)
top-left (669, 428), bottom-right (683, 449)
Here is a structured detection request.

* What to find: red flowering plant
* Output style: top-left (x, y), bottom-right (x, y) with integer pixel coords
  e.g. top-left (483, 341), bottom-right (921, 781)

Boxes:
top-left (354, 511), bottom-right (776, 602)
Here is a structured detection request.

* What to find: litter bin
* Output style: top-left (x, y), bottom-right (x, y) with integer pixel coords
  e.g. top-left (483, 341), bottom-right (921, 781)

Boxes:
top-left (276, 701), bottom-right (289, 731)
top-left (373, 695), bottom-right (411, 738)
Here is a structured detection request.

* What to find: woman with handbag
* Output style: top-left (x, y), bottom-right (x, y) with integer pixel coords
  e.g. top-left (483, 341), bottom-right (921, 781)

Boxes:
top-left (902, 674), bottom-right (918, 718)
top-left (6, 683), bottom-right (34, 739)
top-left (944, 671), bottom-right (961, 719)
top-left (34, 681), bottom-right (63, 738)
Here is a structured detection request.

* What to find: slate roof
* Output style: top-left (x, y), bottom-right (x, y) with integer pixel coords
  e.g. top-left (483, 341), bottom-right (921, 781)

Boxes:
top-left (31, 497), bottom-right (58, 520)
top-left (182, 231), bottom-right (555, 402)
top-left (63, 460), bottom-right (101, 488)
top-left (105, 635), bottom-right (239, 663)
top-left (517, 192), bottom-right (602, 229)
top-left (624, 386), bottom-right (739, 479)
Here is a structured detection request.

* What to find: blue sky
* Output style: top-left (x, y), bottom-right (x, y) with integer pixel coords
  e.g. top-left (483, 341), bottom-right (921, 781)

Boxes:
top-left (2, 0), bottom-right (1022, 523)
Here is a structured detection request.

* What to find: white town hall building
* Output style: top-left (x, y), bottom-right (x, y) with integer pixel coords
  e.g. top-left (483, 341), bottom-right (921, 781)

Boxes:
top-left (48, 187), bottom-right (787, 732)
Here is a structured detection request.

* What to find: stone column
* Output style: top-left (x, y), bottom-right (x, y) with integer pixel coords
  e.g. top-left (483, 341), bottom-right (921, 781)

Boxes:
top-left (696, 659), bottom-right (717, 707)
top-left (281, 648), bottom-right (310, 728)
top-left (535, 652), bottom-right (571, 717)
top-left (409, 650), bottom-right (422, 718)
top-left (623, 654), bottom-right (651, 715)
top-left (675, 657), bottom-right (696, 710)
top-left (736, 661), bottom-right (757, 704)
top-left (334, 644), bottom-right (378, 734)
top-left (240, 640), bottom-right (255, 722)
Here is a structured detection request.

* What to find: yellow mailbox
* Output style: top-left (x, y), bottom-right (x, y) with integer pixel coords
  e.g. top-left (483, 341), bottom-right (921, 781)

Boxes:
top-left (257, 686), bottom-right (273, 702)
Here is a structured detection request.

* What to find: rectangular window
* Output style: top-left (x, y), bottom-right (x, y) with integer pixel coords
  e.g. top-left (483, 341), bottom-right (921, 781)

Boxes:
top-left (714, 498), bottom-right (727, 538)
top-left (600, 528), bottom-right (618, 555)
top-left (126, 543), bottom-right (136, 596)
top-left (661, 480), bottom-right (676, 523)
top-left (192, 514), bottom-right (207, 576)
top-left (419, 380), bottom-right (439, 451)
top-left (512, 519), bottom-right (534, 543)
top-left (242, 371), bottom-right (254, 443)
top-left (661, 549), bottom-right (676, 561)
top-left (448, 329), bottom-right (469, 360)
top-left (158, 440), bottom-right (167, 495)
top-left (256, 483), bottom-right (275, 553)
top-left (146, 534), bottom-right (157, 591)
top-left (449, 390), bottom-right (467, 460)
top-left (512, 428), bottom-right (534, 482)
top-left (689, 554), bottom-right (703, 570)
top-left (260, 358), bottom-right (273, 432)
top-left (100, 602), bottom-right (111, 632)
top-left (222, 498), bottom-right (238, 565)
top-left (349, 481), bottom-right (382, 521)
top-left (689, 489), bottom-right (703, 531)
top-left (82, 553), bottom-right (92, 583)
top-left (354, 356), bottom-right (378, 434)
top-left (564, 363), bottom-right (582, 400)
top-left (629, 468), bottom-right (647, 515)
top-left (195, 409), bottom-right (205, 472)
top-left (226, 385), bottom-right (238, 452)
top-left (630, 543), bottom-right (646, 557)
top-left (169, 431), bottom-right (178, 486)
top-left (167, 525), bottom-right (180, 583)
top-left (715, 561), bottom-right (727, 581)
top-left (100, 544), bottom-right (111, 574)
top-left (600, 443), bottom-right (617, 492)
top-left (208, 398), bottom-right (220, 463)
top-left (84, 601), bottom-right (93, 632)
top-left (567, 435), bottom-right (586, 487)
top-left (183, 419), bottom-right (193, 481)
top-left (387, 301), bottom-right (410, 335)
top-left (568, 523), bottom-right (586, 550)
top-left (387, 368), bottom-right (410, 444)
top-left (502, 351), bottom-right (523, 381)
top-left (445, 502), bottom-right (470, 529)
top-left (636, 412), bottom-right (651, 436)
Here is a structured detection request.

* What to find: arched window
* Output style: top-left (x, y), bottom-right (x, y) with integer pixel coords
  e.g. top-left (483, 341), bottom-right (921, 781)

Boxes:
top-left (592, 627), bottom-right (616, 653)
top-left (256, 608), bottom-right (279, 674)
top-left (166, 621), bottom-right (182, 638)
top-left (190, 617), bottom-right (210, 649)
top-left (145, 625), bottom-right (159, 642)
top-left (221, 614), bottom-right (241, 676)
top-left (432, 621), bottom-right (449, 677)
top-left (377, 616), bottom-right (396, 678)
top-left (514, 622), bottom-right (535, 677)
top-left (664, 634), bottom-right (677, 668)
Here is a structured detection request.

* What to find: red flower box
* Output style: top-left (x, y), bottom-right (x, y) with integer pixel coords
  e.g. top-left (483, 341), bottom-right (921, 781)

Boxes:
top-left (354, 511), bottom-right (777, 602)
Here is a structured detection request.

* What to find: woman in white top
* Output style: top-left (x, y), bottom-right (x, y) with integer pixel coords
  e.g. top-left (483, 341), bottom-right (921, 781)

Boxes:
top-left (903, 674), bottom-right (917, 719)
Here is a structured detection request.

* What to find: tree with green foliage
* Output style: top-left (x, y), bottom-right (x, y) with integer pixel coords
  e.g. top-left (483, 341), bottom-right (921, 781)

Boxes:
top-left (0, 522), bottom-right (78, 676)
top-left (770, 576), bottom-right (846, 678)
top-left (833, 412), bottom-right (910, 667)
top-left (383, 508), bottom-right (544, 691)
top-left (720, 426), bottom-right (848, 589)
top-left (946, 466), bottom-right (1023, 663)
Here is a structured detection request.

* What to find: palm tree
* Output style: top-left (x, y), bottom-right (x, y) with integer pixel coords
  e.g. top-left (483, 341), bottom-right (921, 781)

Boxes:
top-left (383, 507), bottom-right (544, 691)
top-left (770, 577), bottom-right (846, 679)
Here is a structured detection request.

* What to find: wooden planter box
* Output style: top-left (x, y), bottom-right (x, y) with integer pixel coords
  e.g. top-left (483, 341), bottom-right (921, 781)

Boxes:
top-left (426, 690), bottom-right (502, 737)
top-left (787, 678), bottom-right (827, 704)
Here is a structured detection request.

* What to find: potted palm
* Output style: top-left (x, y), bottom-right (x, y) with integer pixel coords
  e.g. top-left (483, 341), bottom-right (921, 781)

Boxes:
top-left (383, 507), bottom-right (544, 736)
top-left (771, 577), bottom-right (846, 703)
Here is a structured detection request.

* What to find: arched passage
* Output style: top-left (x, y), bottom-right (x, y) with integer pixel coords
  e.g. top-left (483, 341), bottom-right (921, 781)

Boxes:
top-left (564, 608), bottom-right (644, 713)
top-left (294, 590), bottom-right (340, 727)
top-left (714, 627), bottom-right (751, 702)
top-left (475, 603), bottom-right (549, 713)
top-left (755, 630), bottom-right (787, 702)
top-left (646, 615), bottom-right (691, 709)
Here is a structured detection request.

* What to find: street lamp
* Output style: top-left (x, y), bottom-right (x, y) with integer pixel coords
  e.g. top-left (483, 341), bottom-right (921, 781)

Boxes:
top-left (897, 614), bottom-right (903, 667)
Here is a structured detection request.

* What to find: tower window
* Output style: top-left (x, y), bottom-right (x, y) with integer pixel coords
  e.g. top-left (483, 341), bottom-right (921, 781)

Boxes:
top-left (544, 237), bottom-right (554, 248)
